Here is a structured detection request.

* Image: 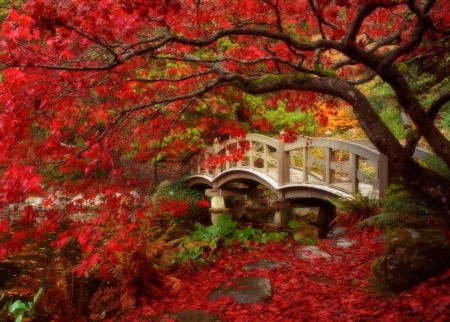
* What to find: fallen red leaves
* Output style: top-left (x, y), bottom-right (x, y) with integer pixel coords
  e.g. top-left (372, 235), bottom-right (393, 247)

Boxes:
top-left (111, 228), bottom-right (450, 321)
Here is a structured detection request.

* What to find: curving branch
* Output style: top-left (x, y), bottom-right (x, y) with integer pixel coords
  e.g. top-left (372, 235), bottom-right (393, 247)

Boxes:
top-left (346, 71), bottom-right (377, 85)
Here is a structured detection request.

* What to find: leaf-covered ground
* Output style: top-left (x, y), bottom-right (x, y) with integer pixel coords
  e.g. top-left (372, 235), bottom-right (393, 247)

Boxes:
top-left (114, 228), bottom-right (450, 322)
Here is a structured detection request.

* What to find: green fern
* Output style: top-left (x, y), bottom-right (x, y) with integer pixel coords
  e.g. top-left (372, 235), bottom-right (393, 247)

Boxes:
top-left (355, 212), bottom-right (438, 229)
top-left (355, 180), bottom-right (447, 228)
top-left (328, 191), bottom-right (379, 214)
top-left (328, 192), bottom-right (380, 228)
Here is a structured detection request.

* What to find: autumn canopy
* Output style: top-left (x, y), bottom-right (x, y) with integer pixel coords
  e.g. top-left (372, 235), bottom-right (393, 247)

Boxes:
top-left (0, 0), bottom-right (449, 211)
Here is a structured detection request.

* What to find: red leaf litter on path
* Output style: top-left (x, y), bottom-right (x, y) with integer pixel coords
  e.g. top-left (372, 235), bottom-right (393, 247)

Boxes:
top-left (112, 228), bottom-right (450, 322)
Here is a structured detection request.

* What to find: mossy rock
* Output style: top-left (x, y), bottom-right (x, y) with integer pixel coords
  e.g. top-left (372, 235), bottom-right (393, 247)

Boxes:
top-left (371, 228), bottom-right (450, 291)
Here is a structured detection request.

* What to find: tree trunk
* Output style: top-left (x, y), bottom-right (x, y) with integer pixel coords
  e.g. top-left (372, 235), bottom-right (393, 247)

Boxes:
top-left (242, 76), bottom-right (450, 215)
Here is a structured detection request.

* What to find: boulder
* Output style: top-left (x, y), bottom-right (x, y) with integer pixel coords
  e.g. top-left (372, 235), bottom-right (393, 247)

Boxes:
top-left (209, 277), bottom-right (272, 304)
top-left (329, 237), bottom-right (357, 248)
top-left (326, 227), bottom-right (348, 238)
top-left (295, 245), bottom-right (331, 259)
top-left (372, 228), bottom-right (450, 291)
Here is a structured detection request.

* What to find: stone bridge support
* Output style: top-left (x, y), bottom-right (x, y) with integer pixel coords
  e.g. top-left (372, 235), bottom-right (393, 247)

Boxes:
top-left (270, 200), bottom-right (290, 227)
top-left (206, 188), bottom-right (265, 224)
top-left (209, 196), bottom-right (230, 225)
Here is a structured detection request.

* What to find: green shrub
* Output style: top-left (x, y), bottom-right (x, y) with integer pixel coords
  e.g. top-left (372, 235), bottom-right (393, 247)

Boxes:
top-left (256, 102), bottom-right (317, 136)
top-left (355, 182), bottom-right (447, 229)
top-left (154, 176), bottom-right (210, 222)
top-left (176, 215), bottom-right (316, 265)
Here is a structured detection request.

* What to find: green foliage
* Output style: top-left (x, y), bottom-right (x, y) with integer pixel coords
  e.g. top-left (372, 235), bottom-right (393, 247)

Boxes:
top-left (439, 109), bottom-right (450, 132)
top-left (422, 155), bottom-right (450, 179)
top-left (263, 102), bottom-right (317, 136)
top-left (177, 214), bottom-right (292, 264)
top-left (360, 78), bottom-right (396, 112)
top-left (287, 220), bottom-right (317, 245)
top-left (355, 182), bottom-right (447, 229)
top-left (329, 192), bottom-right (380, 228)
top-left (1, 288), bottom-right (43, 322)
top-left (192, 214), bottom-right (237, 249)
top-left (154, 176), bottom-right (210, 221)
top-left (178, 214), bottom-right (238, 263)
top-left (379, 107), bottom-right (404, 140)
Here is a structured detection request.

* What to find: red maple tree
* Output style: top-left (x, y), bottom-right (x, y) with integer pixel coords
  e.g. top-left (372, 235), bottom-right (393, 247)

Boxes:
top-left (0, 0), bottom-right (448, 211)
top-left (0, 1), bottom-right (449, 317)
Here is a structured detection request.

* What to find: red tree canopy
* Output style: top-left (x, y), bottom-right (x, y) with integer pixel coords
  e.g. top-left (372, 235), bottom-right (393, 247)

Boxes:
top-left (0, 0), bottom-right (449, 210)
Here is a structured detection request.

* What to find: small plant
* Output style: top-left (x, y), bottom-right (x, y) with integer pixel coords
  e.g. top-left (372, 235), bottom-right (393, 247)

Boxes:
top-left (177, 214), bottom-right (289, 264)
top-left (286, 220), bottom-right (317, 245)
top-left (329, 192), bottom-right (380, 229)
top-left (188, 214), bottom-right (238, 261)
top-left (1, 288), bottom-right (43, 322)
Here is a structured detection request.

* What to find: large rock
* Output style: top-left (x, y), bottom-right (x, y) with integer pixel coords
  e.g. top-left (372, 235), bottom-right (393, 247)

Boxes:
top-left (372, 228), bottom-right (450, 291)
top-left (295, 245), bottom-right (331, 259)
top-left (209, 277), bottom-right (272, 304)
top-left (329, 237), bottom-right (357, 248)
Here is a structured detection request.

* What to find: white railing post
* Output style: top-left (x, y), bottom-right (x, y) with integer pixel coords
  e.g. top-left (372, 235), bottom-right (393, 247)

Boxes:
top-left (302, 147), bottom-right (309, 182)
top-left (263, 144), bottom-right (268, 174)
top-left (277, 139), bottom-right (286, 186)
top-left (350, 153), bottom-right (360, 194)
top-left (249, 140), bottom-right (254, 170)
top-left (323, 147), bottom-right (335, 185)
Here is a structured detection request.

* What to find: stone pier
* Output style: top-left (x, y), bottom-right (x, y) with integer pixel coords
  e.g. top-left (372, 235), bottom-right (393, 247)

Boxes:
top-left (209, 195), bottom-right (230, 225)
top-left (270, 200), bottom-right (290, 227)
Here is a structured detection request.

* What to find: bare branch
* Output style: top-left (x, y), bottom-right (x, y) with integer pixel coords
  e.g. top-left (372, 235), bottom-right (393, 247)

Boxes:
top-left (346, 71), bottom-right (377, 85)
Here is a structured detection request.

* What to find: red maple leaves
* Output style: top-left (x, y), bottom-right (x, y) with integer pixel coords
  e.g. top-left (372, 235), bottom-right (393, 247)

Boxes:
top-left (112, 228), bottom-right (450, 321)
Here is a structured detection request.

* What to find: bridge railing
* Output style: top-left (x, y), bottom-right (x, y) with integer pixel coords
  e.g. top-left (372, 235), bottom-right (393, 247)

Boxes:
top-left (188, 134), bottom-right (280, 178)
top-left (187, 135), bottom-right (403, 197)
top-left (284, 138), bottom-right (387, 197)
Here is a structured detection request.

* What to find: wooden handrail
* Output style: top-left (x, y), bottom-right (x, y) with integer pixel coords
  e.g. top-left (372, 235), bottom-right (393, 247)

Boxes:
top-left (187, 134), bottom-right (431, 198)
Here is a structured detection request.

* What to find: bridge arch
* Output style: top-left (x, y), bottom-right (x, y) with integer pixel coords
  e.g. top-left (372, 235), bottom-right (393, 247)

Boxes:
top-left (188, 170), bottom-right (352, 200)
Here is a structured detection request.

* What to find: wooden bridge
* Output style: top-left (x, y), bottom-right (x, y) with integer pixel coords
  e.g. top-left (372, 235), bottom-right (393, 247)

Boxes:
top-left (186, 134), bottom-right (430, 226)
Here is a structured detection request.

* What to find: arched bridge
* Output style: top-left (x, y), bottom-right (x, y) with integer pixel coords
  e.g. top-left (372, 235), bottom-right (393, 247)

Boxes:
top-left (186, 134), bottom-right (430, 227)
top-left (186, 133), bottom-right (430, 200)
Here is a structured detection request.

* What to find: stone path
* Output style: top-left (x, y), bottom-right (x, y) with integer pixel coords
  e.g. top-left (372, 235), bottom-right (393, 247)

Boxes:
top-left (152, 228), bottom-right (361, 322)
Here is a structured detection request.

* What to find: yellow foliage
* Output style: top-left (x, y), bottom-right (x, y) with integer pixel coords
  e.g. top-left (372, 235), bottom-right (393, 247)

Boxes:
top-left (327, 107), bottom-right (358, 132)
top-left (314, 102), bottom-right (358, 134)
